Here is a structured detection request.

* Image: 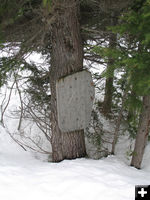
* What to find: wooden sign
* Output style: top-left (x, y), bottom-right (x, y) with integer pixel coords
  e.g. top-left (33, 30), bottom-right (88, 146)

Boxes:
top-left (56, 70), bottom-right (95, 132)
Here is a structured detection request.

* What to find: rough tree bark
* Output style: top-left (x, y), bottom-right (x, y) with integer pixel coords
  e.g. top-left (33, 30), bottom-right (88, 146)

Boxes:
top-left (49, 0), bottom-right (86, 162)
top-left (131, 95), bottom-right (150, 169)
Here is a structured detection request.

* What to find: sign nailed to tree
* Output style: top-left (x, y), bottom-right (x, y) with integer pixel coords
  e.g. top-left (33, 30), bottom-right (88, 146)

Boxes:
top-left (56, 70), bottom-right (95, 132)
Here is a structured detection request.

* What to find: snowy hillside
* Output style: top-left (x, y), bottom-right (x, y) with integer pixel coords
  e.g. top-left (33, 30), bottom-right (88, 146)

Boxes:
top-left (0, 86), bottom-right (150, 200)
top-left (0, 125), bottom-right (150, 200)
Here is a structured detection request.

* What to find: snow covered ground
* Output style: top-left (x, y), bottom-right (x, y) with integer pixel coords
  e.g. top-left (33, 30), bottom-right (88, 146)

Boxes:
top-left (0, 125), bottom-right (150, 200)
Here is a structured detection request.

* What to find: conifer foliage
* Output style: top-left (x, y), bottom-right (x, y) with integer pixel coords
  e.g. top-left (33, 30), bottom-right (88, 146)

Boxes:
top-left (95, 0), bottom-right (150, 168)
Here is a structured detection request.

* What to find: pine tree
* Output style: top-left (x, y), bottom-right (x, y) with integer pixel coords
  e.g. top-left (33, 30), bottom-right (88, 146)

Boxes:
top-left (101, 0), bottom-right (150, 168)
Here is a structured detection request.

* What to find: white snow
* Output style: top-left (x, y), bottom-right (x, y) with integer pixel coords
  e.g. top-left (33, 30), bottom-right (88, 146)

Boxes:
top-left (0, 121), bottom-right (150, 200)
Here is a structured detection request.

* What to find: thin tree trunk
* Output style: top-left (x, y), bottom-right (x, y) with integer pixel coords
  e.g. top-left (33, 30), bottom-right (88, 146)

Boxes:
top-left (111, 89), bottom-right (128, 154)
top-left (131, 95), bottom-right (150, 169)
top-left (102, 17), bottom-right (117, 116)
top-left (50, 0), bottom-right (86, 162)
top-left (102, 70), bottom-right (114, 115)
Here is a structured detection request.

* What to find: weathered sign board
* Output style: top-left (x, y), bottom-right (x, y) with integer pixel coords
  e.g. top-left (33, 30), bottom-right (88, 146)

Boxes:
top-left (56, 70), bottom-right (95, 132)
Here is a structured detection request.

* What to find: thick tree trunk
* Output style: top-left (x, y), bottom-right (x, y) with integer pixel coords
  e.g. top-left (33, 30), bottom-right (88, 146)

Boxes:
top-left (131, 95), bottom-right (150, 169)
top-left (50, 0), bottom-right (86, 162)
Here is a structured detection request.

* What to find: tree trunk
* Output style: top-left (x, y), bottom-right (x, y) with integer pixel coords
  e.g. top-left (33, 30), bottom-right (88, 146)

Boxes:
top-left (131, 95), bottom-right (150, 169)
top-left (111, 89), bottom-right (128, 154)
top-left (50, 0), bottom-right (86, 162)
top-left (102, 72), bottom-right (114, 115)
top-left (102, 16), bottom-right (117, 116)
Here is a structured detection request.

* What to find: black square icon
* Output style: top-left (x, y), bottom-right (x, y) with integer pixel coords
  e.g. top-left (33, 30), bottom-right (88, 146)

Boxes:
top-left (135, 185), bottom-right (150, 200)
